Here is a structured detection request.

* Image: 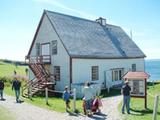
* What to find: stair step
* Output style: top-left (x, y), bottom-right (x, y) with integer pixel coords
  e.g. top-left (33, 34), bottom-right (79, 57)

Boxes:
top-left (23, 60), bottom-right (55, 97)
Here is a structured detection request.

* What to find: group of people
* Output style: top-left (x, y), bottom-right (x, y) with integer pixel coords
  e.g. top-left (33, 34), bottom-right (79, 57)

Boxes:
top-left (63, 80), bottom-right (131, 116)
top-left (1, 76), bottom-right (131, 115)
top-left (0, 77), bottom-right (21, 103)
top-left (62, 82), bottom-right (102, 116)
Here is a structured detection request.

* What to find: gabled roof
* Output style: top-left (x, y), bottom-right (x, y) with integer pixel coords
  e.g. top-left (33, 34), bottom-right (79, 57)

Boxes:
top-left (123, 72), bottom-right (150, 79)
top-left (28, 10), bottom-right (146, 59)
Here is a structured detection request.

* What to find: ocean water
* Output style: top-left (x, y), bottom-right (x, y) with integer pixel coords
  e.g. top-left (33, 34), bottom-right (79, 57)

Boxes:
top-left (145, 59), bottom-right (160, 81)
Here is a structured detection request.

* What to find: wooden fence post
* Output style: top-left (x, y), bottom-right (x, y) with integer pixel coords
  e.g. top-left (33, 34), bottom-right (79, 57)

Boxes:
top-left (73, 88), bottom-right (76, 112)
top-left (28, 82), bottom-right (32, 99)
top-left (152, 95), bottom-right (159, 120)
top-left (45, 87), bottom-right (48, 105)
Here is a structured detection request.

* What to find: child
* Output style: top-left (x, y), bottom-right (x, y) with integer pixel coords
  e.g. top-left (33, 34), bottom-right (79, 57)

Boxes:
top-left (83, 96), bottom-right (102, 115)
top-left (62, 86), bottom-right (71, 112)
top-left (92, 96), bottom-right (102, 113)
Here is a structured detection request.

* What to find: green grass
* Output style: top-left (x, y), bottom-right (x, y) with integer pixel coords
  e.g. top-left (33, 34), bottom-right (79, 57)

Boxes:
top-left (0, 105), bottom-right (16, 120)
top-left (4, 84), bottom-right (121, 113)
top-left (4, 86), bottom-right (83, 113)
top-left (0, 61), bottom-right (27, 77)
top-left (119, 82), bottom-right (160, 120)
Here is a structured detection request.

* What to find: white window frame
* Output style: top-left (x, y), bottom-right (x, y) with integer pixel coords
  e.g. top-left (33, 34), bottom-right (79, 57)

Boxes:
top-left (112, 68), bottom-right (124, 81)
top-left (132, 64), bottom-right (136, 72)
top-left (92, 66), bottom-right (99, 81)
top-left (54, 66), bottom-right (60, 81)
top-left (51, 40), bottom-right (57, 55)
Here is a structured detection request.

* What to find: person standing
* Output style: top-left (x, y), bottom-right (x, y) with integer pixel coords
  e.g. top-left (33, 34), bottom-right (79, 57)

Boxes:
top-left (0, 80), bottom-right (4, 100)
top-left (12, 77), bottom-right (21, 103)
top-left (62, 86), bottom-right (71, 112)
top-left (121, 80), bottom-right (131, 114)
top-left (82, 82), bottom-right (94, 116)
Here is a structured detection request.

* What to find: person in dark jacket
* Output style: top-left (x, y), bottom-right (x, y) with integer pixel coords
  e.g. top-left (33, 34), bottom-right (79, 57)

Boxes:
top-left (121, 80), bottom-right (131, 114)
top-left (0, 80), bottom-right (4, 100)
top-left (12, 77), bottom-right (21, 103)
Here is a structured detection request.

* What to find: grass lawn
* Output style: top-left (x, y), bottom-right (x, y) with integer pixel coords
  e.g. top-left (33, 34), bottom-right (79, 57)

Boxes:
top-left (0, 61), bottom-right (27, 77)
top-left (4, 85), bottom-right (121, 113)
top-left (0, 105), bottom-right (16, 120)
top-left (4, 86), bottom-right (84, 113)
top-left (119, 82), bottom-right (160, 120)
top-left (1, 61), bottom-right (121, 113)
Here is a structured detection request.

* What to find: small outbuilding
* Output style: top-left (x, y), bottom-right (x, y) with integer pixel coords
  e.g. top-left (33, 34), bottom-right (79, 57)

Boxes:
top-left (123, 71), bottom-right (150, 108)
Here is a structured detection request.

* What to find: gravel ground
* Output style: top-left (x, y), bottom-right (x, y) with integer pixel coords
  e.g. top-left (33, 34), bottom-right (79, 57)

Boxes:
top-left (0, 94), bottom-right (122, 120)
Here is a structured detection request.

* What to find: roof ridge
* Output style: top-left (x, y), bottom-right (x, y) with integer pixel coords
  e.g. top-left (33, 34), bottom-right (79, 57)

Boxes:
top-left (45, 10), bottom-right (96, 23)
top-left (44, 9), bottom-right (120, 28)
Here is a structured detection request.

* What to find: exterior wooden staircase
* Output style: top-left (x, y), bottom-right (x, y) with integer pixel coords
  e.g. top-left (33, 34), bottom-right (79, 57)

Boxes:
top-left (22, 56), bottom-right (55, 97)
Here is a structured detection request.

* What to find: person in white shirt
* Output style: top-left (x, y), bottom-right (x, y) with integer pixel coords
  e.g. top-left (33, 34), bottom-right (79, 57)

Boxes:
top-left (82, 82), bottom-right (94, 116)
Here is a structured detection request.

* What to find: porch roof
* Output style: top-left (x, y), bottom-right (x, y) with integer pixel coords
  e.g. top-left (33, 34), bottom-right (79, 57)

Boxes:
top-left (123, 71), bottom-right (150, 79)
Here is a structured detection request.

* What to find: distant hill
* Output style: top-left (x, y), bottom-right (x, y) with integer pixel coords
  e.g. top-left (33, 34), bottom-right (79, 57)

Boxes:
top-left (0, 59), bottom-right (27, 66)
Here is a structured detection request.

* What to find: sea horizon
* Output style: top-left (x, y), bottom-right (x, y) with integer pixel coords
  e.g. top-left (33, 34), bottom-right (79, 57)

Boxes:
top-left (145, 59), bottom-right (160, 81)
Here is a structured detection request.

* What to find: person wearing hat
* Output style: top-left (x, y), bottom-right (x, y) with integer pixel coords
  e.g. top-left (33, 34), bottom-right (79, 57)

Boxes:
top-left (121, 80), bottom-right (131, 114)
top-left (62, 86), bottom-right (71, 112)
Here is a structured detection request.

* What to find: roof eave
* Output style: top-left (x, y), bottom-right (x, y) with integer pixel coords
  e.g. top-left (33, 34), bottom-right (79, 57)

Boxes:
top-left (70, 55), bottom-right (146, 59)
top-left (27, 10), bottom-right (46, 56)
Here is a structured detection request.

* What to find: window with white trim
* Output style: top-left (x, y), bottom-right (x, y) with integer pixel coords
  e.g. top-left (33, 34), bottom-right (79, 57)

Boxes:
top-left (132, 64), bottom-right (136, 72)
top-left (112, 68), bottom-right (124, 81)
top-left (92, 66), bottom-right (99, 80)
top-left (51, 40), bottom-right (57, 55)
top-left (54, 66), bottom-right (60, 81)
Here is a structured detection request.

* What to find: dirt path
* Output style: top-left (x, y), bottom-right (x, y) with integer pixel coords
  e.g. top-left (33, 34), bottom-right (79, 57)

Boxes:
top-left (0, 94), bottom-right (122, 120)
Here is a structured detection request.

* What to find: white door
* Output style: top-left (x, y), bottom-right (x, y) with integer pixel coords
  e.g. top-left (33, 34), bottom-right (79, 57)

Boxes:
top-left (41, 43), bottom-right (50, 55)
top-left (41, 43), bottom-right (50, 63)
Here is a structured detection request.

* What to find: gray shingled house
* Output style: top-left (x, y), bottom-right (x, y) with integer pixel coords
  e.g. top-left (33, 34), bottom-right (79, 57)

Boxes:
top-left (24, 10), bottom-right (146, 97)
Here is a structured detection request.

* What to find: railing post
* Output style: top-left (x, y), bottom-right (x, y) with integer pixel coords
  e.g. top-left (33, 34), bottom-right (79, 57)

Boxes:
top-left (45, 87), bottom-right (48, 105)
top-left (28, 80), bottom-right (32, 99)
top-left (73, 88), bottom-right (76, 112)
top-left (152, 95), bottom-right (159, 120)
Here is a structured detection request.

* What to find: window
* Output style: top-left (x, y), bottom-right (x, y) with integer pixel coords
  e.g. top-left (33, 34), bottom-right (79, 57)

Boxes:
top-left (112, 68), bottom-right (123, 81)
top-left (54, 66), bottom-right (60, 81)
top-left (132, 64), bottom-right (136, 72)
top-left (92, 66), bottom-right (99, 80)
top-left (51, 40), bottom-right (57, 55)
top-left (36, 43), bottom-right (40, 56)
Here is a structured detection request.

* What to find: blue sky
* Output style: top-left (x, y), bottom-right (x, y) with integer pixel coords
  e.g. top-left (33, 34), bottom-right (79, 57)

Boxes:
top-left (0, 0), bottom-right (160, 61)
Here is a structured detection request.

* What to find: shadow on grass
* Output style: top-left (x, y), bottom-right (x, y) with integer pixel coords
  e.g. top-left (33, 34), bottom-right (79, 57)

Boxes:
top-left (129, 108), bottom-right (160, 116)
top-left (100, 88), bottom-right (121, 98)
top-left (46, 103), bottom-right (52, 107)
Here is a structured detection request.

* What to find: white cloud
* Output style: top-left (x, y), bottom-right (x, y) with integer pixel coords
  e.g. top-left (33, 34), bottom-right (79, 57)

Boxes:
top-left (33, 0), bottom-right (98, 20)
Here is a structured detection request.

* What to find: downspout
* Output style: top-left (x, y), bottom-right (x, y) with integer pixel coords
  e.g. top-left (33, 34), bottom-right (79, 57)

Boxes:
top-left (69, 57), bottom-right (72, 90)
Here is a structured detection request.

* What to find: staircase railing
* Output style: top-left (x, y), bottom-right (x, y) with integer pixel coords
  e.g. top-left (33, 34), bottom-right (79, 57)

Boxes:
top-left (22, 56), bottom-right (55, 97)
